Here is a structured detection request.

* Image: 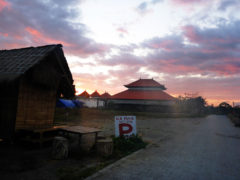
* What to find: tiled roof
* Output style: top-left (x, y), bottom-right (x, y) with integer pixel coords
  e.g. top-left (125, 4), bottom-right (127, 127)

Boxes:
top-left (78, 90), bottom-right (90, 98)
top-left (125, 79), bottom-right (166, 89)
top-left (0, 44), bottom-right (60, 75)
top-left (91, 90), bottom-right (101, 98)
top-left (0, 44), bottom-right (75, 98)
top-left (111, 89), bottom-right (175, 100)
top-left (101, 92), bottom-right (111, 99)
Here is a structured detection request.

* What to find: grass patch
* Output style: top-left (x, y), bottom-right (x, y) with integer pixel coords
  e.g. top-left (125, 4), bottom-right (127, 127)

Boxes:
top-left (54, 107), bottom-right (206, 125)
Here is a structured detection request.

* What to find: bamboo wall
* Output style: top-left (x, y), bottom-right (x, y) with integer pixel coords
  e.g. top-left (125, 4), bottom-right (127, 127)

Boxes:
top-left (0, 89), bottom-right (18, 140)
top-left (15, 78), bottom-right (57, 130)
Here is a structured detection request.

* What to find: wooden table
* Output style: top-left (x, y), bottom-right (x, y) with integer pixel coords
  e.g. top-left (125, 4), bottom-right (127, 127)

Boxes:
top-left (58, 126), bottom-right (101, 145)
top-left (16, 125), bottom-right (101, 147)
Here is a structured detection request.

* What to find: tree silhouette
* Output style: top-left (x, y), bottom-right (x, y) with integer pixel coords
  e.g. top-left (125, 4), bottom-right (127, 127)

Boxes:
top-left (175, 95), bottom-right (206, 114)
top-left (218, 102), bottom-right (232, 114)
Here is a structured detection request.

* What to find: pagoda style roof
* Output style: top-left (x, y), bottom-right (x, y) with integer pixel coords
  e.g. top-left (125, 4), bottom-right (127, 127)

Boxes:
top-left (78, 90), bottom-right (90, 98)
top-left (101, 92), bottom-right (111, 99)
top-left (125, 78), bottom-right (166, 90)
top-left (90, 90), bottom-right (101, 98)
top-left (111, 89), bottom-right (175, 101)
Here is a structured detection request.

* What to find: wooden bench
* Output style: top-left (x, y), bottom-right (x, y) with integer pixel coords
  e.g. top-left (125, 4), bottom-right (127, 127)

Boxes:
top-left (16, 126), bottom-right (65, 147)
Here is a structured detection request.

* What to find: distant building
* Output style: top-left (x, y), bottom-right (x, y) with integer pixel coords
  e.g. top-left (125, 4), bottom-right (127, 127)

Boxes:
top-left (101, 92), bottom-right (111, 99)
top-left (100, 92), bottom-right (112, 107)
top-left (78, 90), bottom-right (90, 98)
top-left (0, 44), bottom-right (75, 140)
top-left (76, 90), bottom-right (104, 108)
top-left (90, 90), bottom-right (101, 98)
top-left (109, 78), bottom-right (175, 111)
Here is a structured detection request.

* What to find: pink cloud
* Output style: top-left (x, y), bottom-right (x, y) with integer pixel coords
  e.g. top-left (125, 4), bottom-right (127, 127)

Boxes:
top-left (171, 0), bottom-right (205, 5)
top-left (25, 26), bottom-right (109, 57)
top-left (150, 39), bottom-right (179, 51)
top-left (142, 36), bottom-right (183, 51)
top-left (209, 64), bottom-right (240, 75)
top-left (0, 32), bottom-right (8, 37)
top-left (0, 0), bottom-right (9, 11)
top-left (25, 27), bottom-right (73, 47)
top-left (117, 27), bottom-right (128, 34)
top-left (150, 59), bottom-right (200, 74)
top-left (0, 0), bottom-right (110, 58)
top-left (182, 25), bottom-right (200, 43)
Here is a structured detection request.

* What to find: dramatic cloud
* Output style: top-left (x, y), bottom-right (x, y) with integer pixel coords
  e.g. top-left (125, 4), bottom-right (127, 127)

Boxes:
top-left (171, 0), bottom-right (205, 5)
top-left (183, 22), bottom-right (240, 51)
top-left (133, 20), bottom-right (240, 76)
top-left (218, 0), bottom-right (239, 11)
top-left (0, 0), bottom-right (109, 57)
top-left (142, 36), bottom-right (184, 51)
top-left (1, 0), bottom-right (240, 105)
top-left (136, 0), bottom-right (163, 14)
top-left (0, 0), bottom-right (9, 11)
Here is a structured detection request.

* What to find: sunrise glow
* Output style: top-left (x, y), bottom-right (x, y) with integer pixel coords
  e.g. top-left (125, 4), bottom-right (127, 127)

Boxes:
top-left (0, 0), bottom-right (240, 106)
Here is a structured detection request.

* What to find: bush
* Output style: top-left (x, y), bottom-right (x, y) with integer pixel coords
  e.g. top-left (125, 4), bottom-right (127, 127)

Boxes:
top-left (112, 135), bottom-right (147, 157)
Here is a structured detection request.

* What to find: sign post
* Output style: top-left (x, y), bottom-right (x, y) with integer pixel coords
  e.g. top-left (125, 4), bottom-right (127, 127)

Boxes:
top-left (115, 116), bottom-right (136, 137)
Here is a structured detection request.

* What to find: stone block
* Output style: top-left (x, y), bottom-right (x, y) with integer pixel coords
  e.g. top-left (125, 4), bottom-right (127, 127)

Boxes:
top-left (52, 136), bottom-right (69, 160)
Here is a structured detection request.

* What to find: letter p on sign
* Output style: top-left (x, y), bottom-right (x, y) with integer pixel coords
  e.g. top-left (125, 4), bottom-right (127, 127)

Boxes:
top-left (115, 116), bottom-right (136, 137)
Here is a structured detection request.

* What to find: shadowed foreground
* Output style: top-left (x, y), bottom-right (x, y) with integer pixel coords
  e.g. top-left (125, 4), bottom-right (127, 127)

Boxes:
top-left (88, 115), bottom-right (240, 180)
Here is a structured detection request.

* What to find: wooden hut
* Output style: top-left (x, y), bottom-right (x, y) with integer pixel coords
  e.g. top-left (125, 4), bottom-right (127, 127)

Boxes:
top-left (0, 44), bottom-right (75, 140)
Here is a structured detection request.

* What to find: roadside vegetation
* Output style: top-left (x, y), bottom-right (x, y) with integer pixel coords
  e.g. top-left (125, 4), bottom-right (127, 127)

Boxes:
top-left (112, 135), bottom-right (147, 158)
top-left (57, 135), bottom-right (147, 180)
top-left (218, 102), bottom-right (240, 127)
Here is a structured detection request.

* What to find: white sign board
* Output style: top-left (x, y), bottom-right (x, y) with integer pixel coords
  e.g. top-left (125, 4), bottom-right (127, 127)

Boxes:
top-left (115, 116), bottom-right (136, 137)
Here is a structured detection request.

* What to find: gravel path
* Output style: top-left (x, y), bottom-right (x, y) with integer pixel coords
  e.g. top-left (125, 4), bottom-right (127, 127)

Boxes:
top-left (88, 115), bottom-right (240, 180)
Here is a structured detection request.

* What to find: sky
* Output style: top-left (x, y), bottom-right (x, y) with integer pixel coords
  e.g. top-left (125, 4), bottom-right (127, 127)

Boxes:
top-left (0, 0), bottom-right (240, 106)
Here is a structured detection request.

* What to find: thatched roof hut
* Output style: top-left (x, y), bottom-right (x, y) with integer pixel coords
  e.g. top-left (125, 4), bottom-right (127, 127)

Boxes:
top-left (0, 44), bottom-right (75, 140)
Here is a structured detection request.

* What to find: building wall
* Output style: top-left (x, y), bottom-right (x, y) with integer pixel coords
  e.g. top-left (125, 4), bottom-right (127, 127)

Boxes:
top-left (108, 99), bottom-right (176, 112)
top-left (76, 97), bottom-right (104, 108)
top-left (15, 78), bottom-right (57, 130)
top-left (109, 99), bottom-right (175, 106)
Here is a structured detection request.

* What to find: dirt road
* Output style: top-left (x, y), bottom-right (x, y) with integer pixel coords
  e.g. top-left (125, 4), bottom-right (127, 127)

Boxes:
top-left (88, 115), bottom-right (240, 180)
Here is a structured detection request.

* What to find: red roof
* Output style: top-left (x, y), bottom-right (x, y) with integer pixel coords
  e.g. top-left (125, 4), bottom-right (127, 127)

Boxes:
top-left (125, 79), bottom-right (166, 89)
top-left (111, 89), bottom-right (175, 100)
top-left (78, 90), bottom-right (90, 98)
top-left (91, 90), bottom-right (101, 98)
top-left (101, 92), bottom-right (111, 99)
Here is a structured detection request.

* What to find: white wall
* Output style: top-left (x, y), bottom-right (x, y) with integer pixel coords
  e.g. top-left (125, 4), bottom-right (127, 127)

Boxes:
top-left (76, 97), bottom-right (104, 108)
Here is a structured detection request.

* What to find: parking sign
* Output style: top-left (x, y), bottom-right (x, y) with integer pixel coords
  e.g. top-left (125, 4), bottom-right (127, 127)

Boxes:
top-left (115, 116), bottom-right (136, 137)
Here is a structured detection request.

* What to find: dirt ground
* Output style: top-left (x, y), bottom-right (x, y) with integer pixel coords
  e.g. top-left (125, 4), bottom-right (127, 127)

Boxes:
top-left (0, 108), bottom-right (204, 180)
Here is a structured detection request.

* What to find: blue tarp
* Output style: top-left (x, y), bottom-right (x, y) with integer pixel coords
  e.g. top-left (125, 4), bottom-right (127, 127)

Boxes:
top-left (72, 100), bottom-right (84, 108)
top-left (56, 99), bottom-right (84, 108)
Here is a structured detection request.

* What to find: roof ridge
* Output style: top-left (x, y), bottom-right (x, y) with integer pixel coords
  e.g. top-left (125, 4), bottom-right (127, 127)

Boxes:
top-left (0, 44), bottom-right (62, 52)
